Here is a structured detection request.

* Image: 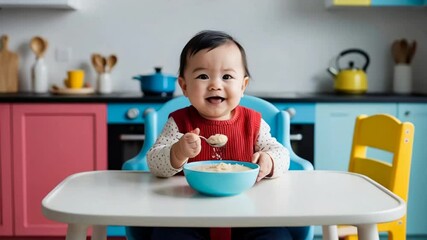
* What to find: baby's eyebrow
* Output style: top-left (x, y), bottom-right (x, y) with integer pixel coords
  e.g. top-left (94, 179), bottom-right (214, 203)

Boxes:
top-left (192, 67), bottom-right (206, 73)
top-left (223, 68), bottom-right (236, 73)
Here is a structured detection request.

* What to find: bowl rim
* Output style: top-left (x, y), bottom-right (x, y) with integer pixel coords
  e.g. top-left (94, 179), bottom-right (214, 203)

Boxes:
top-left (183, 160), bottom-right (260, 174)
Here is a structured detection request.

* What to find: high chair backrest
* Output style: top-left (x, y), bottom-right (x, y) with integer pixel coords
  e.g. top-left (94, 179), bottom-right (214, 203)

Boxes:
top-left (349, 114), bottom-right (414, 201)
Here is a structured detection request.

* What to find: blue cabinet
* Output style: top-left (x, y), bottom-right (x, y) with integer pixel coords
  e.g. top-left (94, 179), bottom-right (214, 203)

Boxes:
top-left (397, 103), bottom-right (427, 235)
top-left (315, 102), bottom-right (427, 236)
top-left (326, 0), bottom-right (425, 7)
top-left (315, 103), bottom-right (396, 171)
top-left (372, 0), bottom-right (424, 5)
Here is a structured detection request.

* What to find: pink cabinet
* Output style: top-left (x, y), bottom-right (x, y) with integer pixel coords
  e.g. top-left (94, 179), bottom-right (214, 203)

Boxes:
top-left (0, 105), bottom-right (13, 235)
top-left (0, 104), bottom-right (107, 236)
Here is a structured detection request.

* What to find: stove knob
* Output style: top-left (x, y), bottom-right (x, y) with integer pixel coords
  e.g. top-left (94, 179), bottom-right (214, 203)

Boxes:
top-left (126, 108), bottom-right (140, 120)
top-left (285, 107), bottom-right (296, 118)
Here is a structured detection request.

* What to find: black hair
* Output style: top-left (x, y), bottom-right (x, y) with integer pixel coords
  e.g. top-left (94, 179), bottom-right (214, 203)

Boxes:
top-left (179, 30), bottom-right (250, 78)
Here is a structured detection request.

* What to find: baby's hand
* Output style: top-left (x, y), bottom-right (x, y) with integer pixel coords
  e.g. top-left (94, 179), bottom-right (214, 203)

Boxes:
top-left (177, 128), bottom-right (202, 159)
top-left (251, 152), bottom-right (273, 182)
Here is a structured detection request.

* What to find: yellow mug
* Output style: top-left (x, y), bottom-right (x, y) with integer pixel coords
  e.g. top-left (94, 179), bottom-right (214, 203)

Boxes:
top-left (64, 70), bottom-right (85, 89)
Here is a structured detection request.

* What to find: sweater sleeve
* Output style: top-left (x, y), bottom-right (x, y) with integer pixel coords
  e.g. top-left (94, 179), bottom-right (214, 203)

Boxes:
top-left (255, 119), bottom-right (290, 178)
top-left (147, 117), bottom-right (184, 177)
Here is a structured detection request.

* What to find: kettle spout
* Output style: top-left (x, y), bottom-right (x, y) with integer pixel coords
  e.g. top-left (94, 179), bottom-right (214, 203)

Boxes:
top-left (327, 67), bottom-right (338, 76)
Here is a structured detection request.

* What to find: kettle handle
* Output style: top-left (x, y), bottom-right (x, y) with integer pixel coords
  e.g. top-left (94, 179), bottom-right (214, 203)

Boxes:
top-left (336, 49), bottom-right (370, 71)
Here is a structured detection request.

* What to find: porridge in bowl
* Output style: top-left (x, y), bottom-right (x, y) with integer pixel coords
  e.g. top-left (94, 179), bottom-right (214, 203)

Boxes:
top-left (192, 162), bottom-right (252, 172)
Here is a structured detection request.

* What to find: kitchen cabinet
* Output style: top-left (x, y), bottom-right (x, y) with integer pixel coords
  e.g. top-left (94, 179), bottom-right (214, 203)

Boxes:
top-left (325, 0), bottom-right (370, 7)
top-left (0, 105), bottom-right (13, 235)
top-left (0, 103), bottom-right (107, 237)
top-left (397, 103), bottom-right (427, 235)
top-left (372, 0), bottom-right (424, 5)
top-left (0, 0), bottom-right (79, 9)
top-left (315, 103), bottom-right (396, 171)
top-left (326, 0), bottom-right (425, 7)
top-left (315, 102), bottom-right (427, 236)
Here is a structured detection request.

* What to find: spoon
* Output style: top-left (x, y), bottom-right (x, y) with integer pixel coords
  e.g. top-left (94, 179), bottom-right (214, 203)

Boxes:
top-left (399, 39), bottom-right (409, 64)
top-left (106, 54), bottom-right (118, 72)
top-left (91, 53), bottom-right (104, 74)
top-left (200, 134), bottom-right (228, 148)
top-left (407, 41), bottom-right (417, 64)
top-left (391, 40), bottom-right (401, 64)
top-left (101, 56), bottom-right (107, 73)
top-left (30, 36), bottom-right (48, 59)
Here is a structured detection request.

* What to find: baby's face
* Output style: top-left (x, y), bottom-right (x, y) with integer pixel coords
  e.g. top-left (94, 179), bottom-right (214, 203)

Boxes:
top-left (179, 42), bottom-right (248, 120)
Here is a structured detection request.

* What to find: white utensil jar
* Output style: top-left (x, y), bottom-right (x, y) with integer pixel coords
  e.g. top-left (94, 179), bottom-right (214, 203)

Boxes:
top-left (31, 58), bottom-right (48, 93)
top-left (98, 73), bottom-right (112, 94)
top-left (393, 64), bottom-right (412, 94)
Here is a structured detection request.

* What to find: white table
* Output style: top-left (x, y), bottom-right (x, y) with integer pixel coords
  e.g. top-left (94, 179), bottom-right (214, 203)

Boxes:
top-left (42, 170), bottom-right (405, 240)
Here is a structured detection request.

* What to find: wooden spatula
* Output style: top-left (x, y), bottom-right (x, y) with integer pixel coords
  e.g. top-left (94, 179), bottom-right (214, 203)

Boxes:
top-left (0, 35), bottom-right (19, 92)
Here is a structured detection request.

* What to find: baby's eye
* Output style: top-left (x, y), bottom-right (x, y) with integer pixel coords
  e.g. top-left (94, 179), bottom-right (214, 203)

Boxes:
top-left (222, 74), bottom-right (233, 80)
top-left (196, 74), bottom-right (209, 80)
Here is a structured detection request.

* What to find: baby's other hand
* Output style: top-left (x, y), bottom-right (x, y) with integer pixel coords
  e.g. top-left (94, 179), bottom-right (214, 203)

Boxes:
top-left (251, 152), bottom-right (273, 182)
top-left (177, 128), bottom-right (202, 158)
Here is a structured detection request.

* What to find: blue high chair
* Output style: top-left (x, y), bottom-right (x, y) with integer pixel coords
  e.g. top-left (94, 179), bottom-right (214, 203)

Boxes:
top-left (122, 95), bottom-right (314, 240)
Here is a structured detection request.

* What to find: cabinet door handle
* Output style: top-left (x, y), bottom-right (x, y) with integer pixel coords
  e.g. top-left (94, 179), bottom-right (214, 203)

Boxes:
top-left (119, 134), bottom-right (146, 141)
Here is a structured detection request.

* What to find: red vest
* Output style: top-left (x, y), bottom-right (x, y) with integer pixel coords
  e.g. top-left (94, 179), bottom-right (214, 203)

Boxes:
top-left (170, 105), bottom-right (261, 163)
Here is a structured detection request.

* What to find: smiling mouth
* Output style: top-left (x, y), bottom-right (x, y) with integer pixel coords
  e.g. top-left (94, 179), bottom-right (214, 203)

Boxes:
top-left (206, 96), bottom-right (225, 104)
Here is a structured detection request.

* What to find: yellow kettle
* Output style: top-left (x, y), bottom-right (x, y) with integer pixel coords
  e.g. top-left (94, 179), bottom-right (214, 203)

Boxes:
top-left (327, 49), bottom-right (370, 94)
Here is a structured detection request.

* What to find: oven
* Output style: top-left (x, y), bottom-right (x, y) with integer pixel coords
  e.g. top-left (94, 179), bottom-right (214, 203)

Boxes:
top-left (107, 103), bottom-right (163, 170)
top-left (107, 101), bottom-right (315, 170)
top-left (275, 103), bottom-right (315, 165)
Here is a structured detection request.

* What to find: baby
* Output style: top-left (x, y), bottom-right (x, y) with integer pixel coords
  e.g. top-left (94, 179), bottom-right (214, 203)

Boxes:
top-left (143, 30), bottom-right (293, 240)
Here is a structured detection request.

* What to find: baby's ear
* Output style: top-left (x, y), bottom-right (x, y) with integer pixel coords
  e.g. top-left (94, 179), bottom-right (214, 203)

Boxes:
top-left (241, 76), bottom-right (249, 93)
top-left (178, 77), bottom-right (188, 96)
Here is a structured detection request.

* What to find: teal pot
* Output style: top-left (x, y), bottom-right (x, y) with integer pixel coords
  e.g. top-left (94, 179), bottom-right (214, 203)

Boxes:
top-left (133, 67), bottom-right (177, 96)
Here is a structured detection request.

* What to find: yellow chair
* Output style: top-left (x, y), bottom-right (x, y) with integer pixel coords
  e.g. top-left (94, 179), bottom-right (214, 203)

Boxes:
top-left (339, 114), bottom-right (414, 240)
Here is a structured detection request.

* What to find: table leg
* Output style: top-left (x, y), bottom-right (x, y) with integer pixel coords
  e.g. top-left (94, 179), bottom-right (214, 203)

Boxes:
top-left (322, 225), bottom-right (338, 240)
top-left (66, 224), bottom-right (88, 240)
top-left (356, 224), bottom-right (379, 240)
top-left (92, 225), bottom-right (107, 240)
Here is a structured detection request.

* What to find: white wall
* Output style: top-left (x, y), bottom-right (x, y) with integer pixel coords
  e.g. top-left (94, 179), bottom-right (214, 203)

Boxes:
top-left (1, 0), bottom-right (426, 94)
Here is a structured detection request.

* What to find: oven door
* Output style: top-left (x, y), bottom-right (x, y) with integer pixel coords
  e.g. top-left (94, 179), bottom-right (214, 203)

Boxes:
top-left (108, 124), bottom-right (145, 170)
top-left (290, 124), bottom-right (314, 165)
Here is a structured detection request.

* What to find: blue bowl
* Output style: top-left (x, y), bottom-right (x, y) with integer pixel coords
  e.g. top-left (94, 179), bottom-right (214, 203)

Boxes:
top-left (183, 160), bottom-right (260, 196)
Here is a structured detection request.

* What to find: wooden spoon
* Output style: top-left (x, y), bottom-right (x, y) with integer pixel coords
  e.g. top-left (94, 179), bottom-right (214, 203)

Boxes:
top-left (101, 57), bottom-right (107, 73)
top-left (30, 36), bottom-right (48, 59)
top-left (391, 40), bottom-right (400, 64)
top-left (106, 54), bottom-right (117, 72)
top-left (91, 53), bottom-right (104, 74)
top-left (407, 41), bottom-right (417, 64)
top-left (399, 39), bottom-right (408, 64)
